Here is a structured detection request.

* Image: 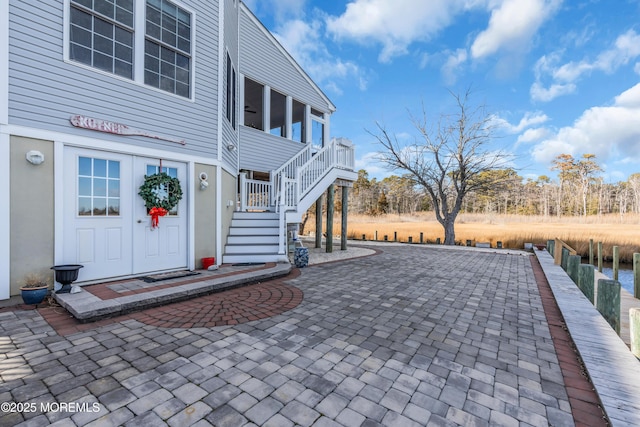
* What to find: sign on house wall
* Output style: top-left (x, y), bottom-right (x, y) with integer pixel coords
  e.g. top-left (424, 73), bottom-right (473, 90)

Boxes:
top-left (69, 115), bottom-right (186, 145)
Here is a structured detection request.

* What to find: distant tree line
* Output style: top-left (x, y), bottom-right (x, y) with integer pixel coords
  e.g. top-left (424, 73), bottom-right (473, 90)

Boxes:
top-left (349, 154), bottom-right (640, 217)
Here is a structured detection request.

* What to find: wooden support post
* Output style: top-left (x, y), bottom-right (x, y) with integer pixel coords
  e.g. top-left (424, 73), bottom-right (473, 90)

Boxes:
top-left (375, 230), bottom-right (378, 241)
top-left (567, 255), bottom-right (581, 284)
top-left (420, 232), bottom-right (424, 244)
top-left (436, 237), bottom-right (441, 244)
top-left (613, 245), bottom-right (619, 281)
top-left (597, 241), bottom-right (603, 272)
top-left (547, 239), bottom-right (554, 256)
top-left (341, 186), bottom-right (348, 251)
top-left (393, 231), bottom-right (397, 242)
top-left (408, 236), bottom-right (413, 243)
top-left (634, 253), bottom-right (640, 299)
top-left (553, 239), bottom-right (562, 264)
top-left (630, 308), bottom-right (640, 358)
top-left (315, 196), bottom-right (323, 249)
top-left (497, 241), bottom-right (503, 249)
top-left (578, 264), bottom-right (595, 304)
top-left (597, 279), bottom-right (621, 335)
top-left (326, 184), bottom-right (334, 253)
top-left (561, 247), bottom-right (570, 271)
top-left (589, 238), bottom-right (594, 266)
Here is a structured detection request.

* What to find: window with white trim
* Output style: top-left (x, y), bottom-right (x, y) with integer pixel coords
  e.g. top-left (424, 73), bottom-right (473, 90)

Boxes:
top-left (226, 53), bottom-right (237, 129)
top-left (69, 0), bottom-right (134, 79)
top-left (144, 0), bottom-right (192, 97)
top-left (78, 156), bottom-right (121, 216)
top-left (68, 0), bottom-right (193, 98)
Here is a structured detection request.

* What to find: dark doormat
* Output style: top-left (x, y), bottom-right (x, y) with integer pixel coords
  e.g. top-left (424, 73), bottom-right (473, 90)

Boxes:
top-left (138, 271), bottom-right (200, 283)
top-left (231, 263), bottom-right (266, 267)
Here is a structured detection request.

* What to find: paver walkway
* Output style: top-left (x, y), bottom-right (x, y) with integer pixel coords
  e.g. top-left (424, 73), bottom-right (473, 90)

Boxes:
top-left (0, 245), bottom-right (606, 426)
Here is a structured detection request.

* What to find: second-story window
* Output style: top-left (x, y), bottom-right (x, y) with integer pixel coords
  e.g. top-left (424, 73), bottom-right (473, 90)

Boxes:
top-left (144, 0), bottom-right (192, 98)
top-left (244, 78), bottom-right (264, 130)
top-left (69, 0), bottom-right (134, 79)
top-left (270, 90), bottom-right (286, 137)
top-left (226, 53), bottom-right (237, 129)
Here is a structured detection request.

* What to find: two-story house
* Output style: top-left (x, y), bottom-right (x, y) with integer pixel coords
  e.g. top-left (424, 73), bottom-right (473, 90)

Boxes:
top-left (1, 0), bottom-right (356, 299)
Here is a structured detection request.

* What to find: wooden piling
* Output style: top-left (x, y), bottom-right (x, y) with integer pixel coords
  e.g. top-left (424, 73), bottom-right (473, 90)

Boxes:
top-left (315, 196), bottom-right (323, 249)
top-left (341, 186), bottom-right (348, 251)
top-left (597, 241), bottom-right (603, 272)
top-left (393, 231), bottom-right (397, 242)
top-left (596, 279), bottom-right (621, 335)
top-left (375, 231), bottom-right (378, 241)
top-left (408, 236), bottom-right (413, 243)
top-left (547, 239), bottom-right (554, 256)
top-left (578, 264), bottom-right (595, 304)
top-left (567, 255), bottom-right (581, 284)
top-left (436, 237), bottom-right (441, 244)
top-left (589, 238), bottom-right (594, 266)
top-left (634, 253), bottom-right (640, 299)
top-left (612, 245), bottom-right (619, 281)
top-left (630, 308), bottom-right (640, 358)
top-left (419, 232), bottom-right (424, 244)
top-left (561, 247), bottom-right (570, 270)
top-left (326, 184), bottom-right (334, 253)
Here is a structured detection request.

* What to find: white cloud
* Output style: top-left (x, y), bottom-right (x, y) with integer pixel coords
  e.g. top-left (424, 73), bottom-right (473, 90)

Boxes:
top-left (441, 49), bottom-right (468, 84)
top-left (470, 0), bottom-right (561, 59)
top-left (516, 127), bottom-right (552, 144)
top-left (326, 0), bottom-right (465, 63)
top-left (531, 83), bottom-right (640, 167)
top-left (504, 111), bottom-right (550, 133)
top-left (272, 18), bottom-right (367, 94)
top-left (531, 29), bottom-right (640, 102)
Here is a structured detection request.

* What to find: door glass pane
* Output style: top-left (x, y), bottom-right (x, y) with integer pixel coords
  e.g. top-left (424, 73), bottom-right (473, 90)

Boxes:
top-left (78, 156), bottom-right (120, 217)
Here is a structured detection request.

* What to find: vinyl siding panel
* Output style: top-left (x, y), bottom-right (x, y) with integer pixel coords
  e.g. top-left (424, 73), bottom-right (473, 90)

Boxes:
top-left (239, 6), bottom-right (332, 112)
top-left (221, 0), bottom-right (239, 170)
top-left (240, 126), bottom-right (306, 173)
top-left (8, 0), bottom-right (220, 158)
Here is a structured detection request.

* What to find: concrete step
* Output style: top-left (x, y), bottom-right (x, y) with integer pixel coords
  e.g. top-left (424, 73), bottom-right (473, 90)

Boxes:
top-left (222, 253), bottom-right (288, 264)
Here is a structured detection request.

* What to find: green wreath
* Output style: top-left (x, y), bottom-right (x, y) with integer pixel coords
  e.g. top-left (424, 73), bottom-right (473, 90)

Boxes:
top-left (138, 172), bottom-right (183, 211)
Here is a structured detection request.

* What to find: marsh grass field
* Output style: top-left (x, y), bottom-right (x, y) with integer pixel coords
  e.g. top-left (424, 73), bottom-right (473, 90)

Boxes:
top-left (310, 212), bottom-right (640, 263)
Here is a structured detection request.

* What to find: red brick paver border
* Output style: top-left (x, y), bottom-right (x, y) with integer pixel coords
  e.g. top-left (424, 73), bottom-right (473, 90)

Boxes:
top-left (530, 256), bottom-right (609, 427)
top-left (37, 269), bottom-right (302, 336)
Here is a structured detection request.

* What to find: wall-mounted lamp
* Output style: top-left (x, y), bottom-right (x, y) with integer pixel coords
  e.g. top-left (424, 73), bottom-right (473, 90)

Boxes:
top-left (26, 150), bottom-right (45, 165)
top-left (227, 143), bottom-right (236, 151)
top-left (199, 172), bottom-right (209, 190)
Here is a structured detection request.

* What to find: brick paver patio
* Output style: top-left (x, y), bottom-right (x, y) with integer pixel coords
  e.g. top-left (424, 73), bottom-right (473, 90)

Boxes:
top-left (0, 245), bottom-right (608, 426)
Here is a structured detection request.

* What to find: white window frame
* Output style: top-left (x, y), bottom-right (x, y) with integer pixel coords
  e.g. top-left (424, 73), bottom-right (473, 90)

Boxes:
top-left (62, 0), bottom-right (196, 101)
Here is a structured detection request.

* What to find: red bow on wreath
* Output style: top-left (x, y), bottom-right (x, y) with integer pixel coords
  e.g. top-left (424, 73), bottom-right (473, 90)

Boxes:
top-left (149, 207), bottom-right (168, 229)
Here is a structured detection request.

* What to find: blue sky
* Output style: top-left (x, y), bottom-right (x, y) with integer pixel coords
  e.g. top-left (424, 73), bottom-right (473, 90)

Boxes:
top-left (243, 0), bottom-right (640, 183)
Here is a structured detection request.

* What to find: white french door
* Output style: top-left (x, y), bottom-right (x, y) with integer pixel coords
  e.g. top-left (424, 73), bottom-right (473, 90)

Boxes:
top-left (132, 156), bottom-right (187, 273)
top-left (63, 148), bottom-right (188, 282)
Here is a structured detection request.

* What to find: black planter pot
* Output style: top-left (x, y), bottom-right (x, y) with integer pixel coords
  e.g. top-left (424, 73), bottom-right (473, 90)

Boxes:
top-left (51, 265), bottom-right (83, 294)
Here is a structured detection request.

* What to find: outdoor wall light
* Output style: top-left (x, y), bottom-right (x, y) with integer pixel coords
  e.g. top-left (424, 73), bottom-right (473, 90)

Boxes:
top-left (26, 150), bottom-right (45, 165)
top-left (227, 143), bottom-right (236, 151)
top-left (199, 172), bottom-right (209, 190)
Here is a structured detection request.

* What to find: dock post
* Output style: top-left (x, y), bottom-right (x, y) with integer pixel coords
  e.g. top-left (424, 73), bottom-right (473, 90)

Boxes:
top-left (567, 255), bottom-right (581, 284)
top-left (597, 279), bottom-right (621, 335)
top-left (578, 264), bottom-right (595, 304)
top-left (420, 232), bottom-right (424, 244)
top-left (612, 246), bottom-right (619, 281)
top-left (634, 253), bottom-right (640, 299)
top-left (597, 241), bottom-right (603, 272)
top-left (630, 308), bottom-right (640, 358)
top-left (589, 239), bottom-right (594, 266)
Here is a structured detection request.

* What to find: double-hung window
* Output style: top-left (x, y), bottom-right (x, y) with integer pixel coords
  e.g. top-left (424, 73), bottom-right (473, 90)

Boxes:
top-left (68, 0), bottom-right (193, 98)
top-left (69, 0), bottom-right (134, 79)
top-left (144, 0), bottom-right (192, 97)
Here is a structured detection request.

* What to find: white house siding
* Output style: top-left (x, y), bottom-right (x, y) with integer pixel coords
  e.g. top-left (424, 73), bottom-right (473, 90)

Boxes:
top-left (238, 5), bottom-right (334, 173)
top-left (239, 126), bottom-right (307, 173)
top-left (220, 0), bottom-right (239, 169)
top-left (8, 0), bottom-right (220, 158)
top-left (239, 6), bottom-right (332, 112)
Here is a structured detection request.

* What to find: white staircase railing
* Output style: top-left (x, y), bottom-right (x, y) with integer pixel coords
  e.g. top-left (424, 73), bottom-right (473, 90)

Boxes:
top-left (239, 138), bottom-right (355, 255)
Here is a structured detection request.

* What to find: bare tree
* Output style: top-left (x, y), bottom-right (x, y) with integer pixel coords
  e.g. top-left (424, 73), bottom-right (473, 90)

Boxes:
top-left (372, 89), bottom-right (512, 244)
